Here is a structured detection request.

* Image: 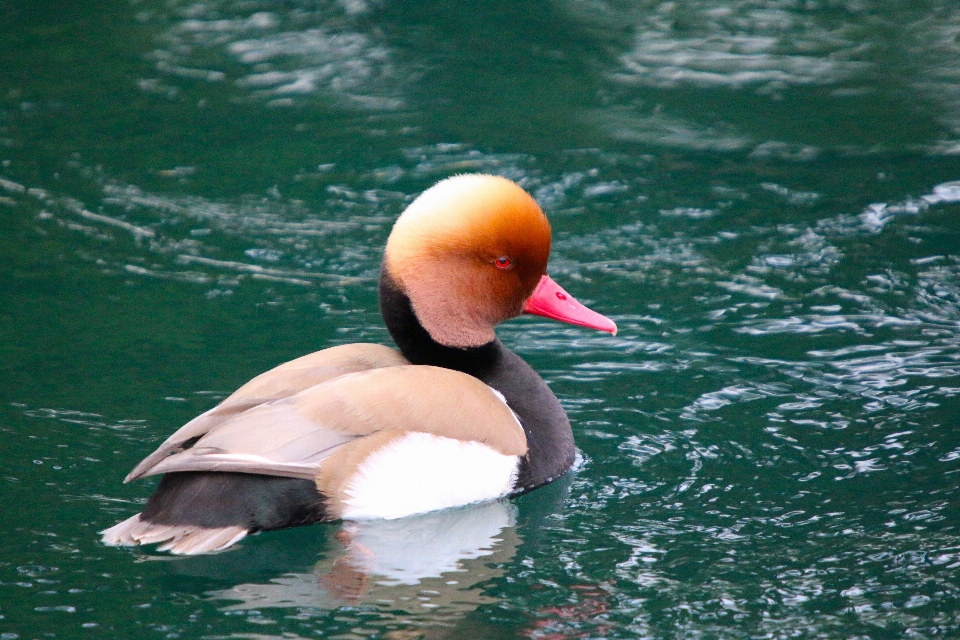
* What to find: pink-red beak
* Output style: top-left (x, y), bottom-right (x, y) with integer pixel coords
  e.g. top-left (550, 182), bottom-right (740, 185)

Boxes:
top-left (522, 275), bottom-right (617, 335)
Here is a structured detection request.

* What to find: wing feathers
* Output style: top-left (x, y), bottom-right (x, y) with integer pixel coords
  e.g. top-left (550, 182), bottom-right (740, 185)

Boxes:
top-left (125, 344), bottom-right (408, 482)
top-left (143, 453), bottom-right (322, 480)
top-left (223, 343), bottom-right (408, 403)
top-left (292, 366), bottom-right (527, 455)
top-left (125, 363), bottom-right (526, 487)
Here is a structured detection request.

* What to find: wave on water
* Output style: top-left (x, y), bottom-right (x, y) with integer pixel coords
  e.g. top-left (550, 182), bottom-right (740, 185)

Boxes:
top-left (139, 0), bottom-right (407, 109)
top-left (559, 1), bottom-right (960, 156)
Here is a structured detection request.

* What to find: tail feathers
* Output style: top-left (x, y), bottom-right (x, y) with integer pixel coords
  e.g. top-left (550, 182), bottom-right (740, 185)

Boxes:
top-left (101, 513), bottom-right (248, 555)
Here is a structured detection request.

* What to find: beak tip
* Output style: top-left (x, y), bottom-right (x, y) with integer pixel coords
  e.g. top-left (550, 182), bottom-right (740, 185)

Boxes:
top-left (523, 274), bottom-right (618, 336)
top-left (602, 319), bottom-right (618, 336)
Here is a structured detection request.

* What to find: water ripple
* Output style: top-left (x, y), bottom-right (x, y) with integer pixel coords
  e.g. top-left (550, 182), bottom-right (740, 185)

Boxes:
top-left (142, 0), bottom-right (407, 109)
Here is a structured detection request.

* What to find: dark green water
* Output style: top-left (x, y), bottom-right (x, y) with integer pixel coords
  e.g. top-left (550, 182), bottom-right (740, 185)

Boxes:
top-left (3, 1), bottom-right (960, 637)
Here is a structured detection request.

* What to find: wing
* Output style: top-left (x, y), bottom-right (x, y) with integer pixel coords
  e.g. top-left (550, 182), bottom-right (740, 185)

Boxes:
top-left (125, 343), bottom-right (409, 482)
top-left (128, 365), bottom-right (528, 485)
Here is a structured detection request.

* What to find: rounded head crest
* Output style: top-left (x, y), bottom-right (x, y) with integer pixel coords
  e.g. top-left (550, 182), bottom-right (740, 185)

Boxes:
top-left (384, 175), bottom-right (552, 347)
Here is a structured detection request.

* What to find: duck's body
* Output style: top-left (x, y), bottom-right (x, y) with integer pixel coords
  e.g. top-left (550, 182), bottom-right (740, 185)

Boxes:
top-left (101, 175), bottom-right (615, 554)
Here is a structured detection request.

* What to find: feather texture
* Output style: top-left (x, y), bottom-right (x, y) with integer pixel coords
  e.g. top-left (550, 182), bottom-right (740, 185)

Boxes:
top-left (101, 513), bottom-right (248, 555)
top-left (129, 365), bottom-right (526, 485)
top-left (125, 344), bottom-right (407, 482)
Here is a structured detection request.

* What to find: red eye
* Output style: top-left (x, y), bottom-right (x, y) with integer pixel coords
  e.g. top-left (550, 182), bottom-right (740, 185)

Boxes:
top-left (494, 256), bottom-right (512, 269)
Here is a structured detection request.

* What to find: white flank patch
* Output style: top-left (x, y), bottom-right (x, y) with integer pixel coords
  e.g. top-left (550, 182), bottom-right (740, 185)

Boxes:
top-left (341, 432), bottom-right (520, 520)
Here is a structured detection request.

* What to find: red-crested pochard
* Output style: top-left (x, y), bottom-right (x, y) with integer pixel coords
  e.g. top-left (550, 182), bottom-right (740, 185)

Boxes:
top-left (101, 174), bottom-right (616, 554)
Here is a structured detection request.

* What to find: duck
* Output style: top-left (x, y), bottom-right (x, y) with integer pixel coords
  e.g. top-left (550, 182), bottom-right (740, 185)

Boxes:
top-left (101, 174), bottom-right (617, 555)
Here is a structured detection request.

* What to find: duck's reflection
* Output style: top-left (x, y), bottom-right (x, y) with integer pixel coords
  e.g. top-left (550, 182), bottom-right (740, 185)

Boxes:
top-left (208, 499), bottom-right (519, 616)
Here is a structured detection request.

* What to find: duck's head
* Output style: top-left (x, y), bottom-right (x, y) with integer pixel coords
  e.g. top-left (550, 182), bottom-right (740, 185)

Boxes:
top-left (383, 174), bottom-right (617, 348)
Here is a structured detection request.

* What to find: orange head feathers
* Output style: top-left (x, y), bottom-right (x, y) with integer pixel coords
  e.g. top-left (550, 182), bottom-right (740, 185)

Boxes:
top-left (384, 175), bottom-right (553, 347)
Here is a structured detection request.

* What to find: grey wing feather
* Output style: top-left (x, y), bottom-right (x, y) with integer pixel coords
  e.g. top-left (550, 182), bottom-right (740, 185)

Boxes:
top-left (123, 362), bottom-right (525, 486)
top-left (130, 400), bottom-right (356, 480)
top-left (124, 343), bottom-right (408, 482)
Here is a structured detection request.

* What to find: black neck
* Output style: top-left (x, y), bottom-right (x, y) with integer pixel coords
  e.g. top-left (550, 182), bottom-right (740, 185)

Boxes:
top-left (379, 267), bottom-right (501, 375)
top-left (379, 268), bottom-right (576, 491)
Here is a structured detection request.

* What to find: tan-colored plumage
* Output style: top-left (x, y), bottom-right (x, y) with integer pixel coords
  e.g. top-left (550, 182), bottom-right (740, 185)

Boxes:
top-left (292, 365), bottom-right (526, 449)
top-left (125, 343), bottom-right (408, 482)
top-left (124, 362), bottom-right (527, 514)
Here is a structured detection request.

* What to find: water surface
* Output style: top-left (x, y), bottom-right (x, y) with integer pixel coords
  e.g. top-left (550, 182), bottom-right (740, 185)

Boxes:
top-left (2, 1), bottom-right (960, 638)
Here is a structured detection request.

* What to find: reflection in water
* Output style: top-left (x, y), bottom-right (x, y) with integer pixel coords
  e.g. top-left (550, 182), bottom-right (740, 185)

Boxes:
top-left (209, 501), bottom-right (519, 629)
